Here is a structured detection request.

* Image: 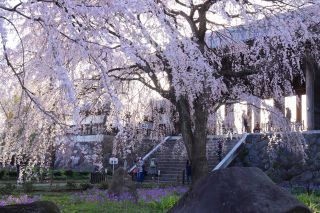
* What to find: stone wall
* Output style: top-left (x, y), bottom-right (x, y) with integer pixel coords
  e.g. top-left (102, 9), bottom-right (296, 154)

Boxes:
top-left (233, 131), bottom-right (320, 185)
top-left (55, 135), bottom-right (115, 171)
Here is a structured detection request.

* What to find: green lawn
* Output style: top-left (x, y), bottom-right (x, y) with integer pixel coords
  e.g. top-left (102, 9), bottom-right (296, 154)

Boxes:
top-left (39, 192), bottom-right (179, 213)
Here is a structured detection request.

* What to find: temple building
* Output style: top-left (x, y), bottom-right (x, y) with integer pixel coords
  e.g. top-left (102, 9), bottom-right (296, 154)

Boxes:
top-left (208, 5), bottom-right (320, 133)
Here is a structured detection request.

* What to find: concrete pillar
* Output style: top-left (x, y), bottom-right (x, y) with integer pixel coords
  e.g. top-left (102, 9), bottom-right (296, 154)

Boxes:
top-left (306, 60), bottom-right (315, 130)
top-left (247, 104), bottom-right (253, 133)
top-left (296, 94), bottom-right (302, 130)
top-left (253, 100), bottom-right (261, 125)
top-left (296, 94), bottom-right (302, 123)
top-left (252, 100), bottom-right (261, 131)
top-left (274, 97), bottom-right (285, 131)
top-left (225, 104), bottom-right (235, 133)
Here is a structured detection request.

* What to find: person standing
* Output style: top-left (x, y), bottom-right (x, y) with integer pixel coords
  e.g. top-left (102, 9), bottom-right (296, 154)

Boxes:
top-left (286, 107), bottom-right (292, 130)
top-left (137, 157), bottom-right (144, 183)
top-left (186, 160), bottom-right (192, 184)
top-left (242, 111), bottom-right (249, 133)
top-left (253, 122), bottom-right (261, 133)
top-left (286, 107), bottom-right (292, 122)
top-left (149, 158), bottom-right (157, 180)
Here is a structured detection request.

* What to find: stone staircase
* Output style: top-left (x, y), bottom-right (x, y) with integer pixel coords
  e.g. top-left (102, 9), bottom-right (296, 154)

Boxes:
top-left (142, 136), bottom-right (241, 183)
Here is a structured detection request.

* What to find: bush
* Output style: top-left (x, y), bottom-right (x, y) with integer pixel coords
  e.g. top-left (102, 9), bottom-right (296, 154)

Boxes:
top-left (147, 195), bottom-right (179, 211)
top-left (22, 182), bottom-right (34, 193)
top-left (64, 170), bottom-right (74, 177)
top-left (0, 183), bottom-right (16, 194)
top-left (79, 171), bottom-right (89, 176)
top-left (66, 181), bottom-right (77, 189)
top-left (53, 171), bottom-right (62, 177)
top-left (0, 170), bottom-right (6, 179)
top-left (8, 171), bottom-right (17, 178)
top-left (98, 182), bottom-right (108, 190)
top-left (80, 182), bottom-right (93, 191)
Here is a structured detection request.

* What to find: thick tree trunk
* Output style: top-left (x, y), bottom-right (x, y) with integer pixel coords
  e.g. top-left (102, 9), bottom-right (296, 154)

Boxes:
top-left (176, 97), bottom-right (209, 184)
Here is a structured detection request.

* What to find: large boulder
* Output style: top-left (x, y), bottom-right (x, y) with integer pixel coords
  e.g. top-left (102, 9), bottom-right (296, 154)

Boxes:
top-left (0, 201), bottom-right (60, 213)
top-left (169, 167), bottom-right (311, 213)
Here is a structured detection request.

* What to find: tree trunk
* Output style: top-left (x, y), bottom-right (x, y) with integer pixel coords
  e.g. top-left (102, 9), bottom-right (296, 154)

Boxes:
top-left (176, 97), bottom-right (209, 184)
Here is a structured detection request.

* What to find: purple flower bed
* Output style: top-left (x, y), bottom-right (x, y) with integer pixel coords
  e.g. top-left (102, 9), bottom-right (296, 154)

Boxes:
top-left (72, 186), bottom-right (188, 203)
top-left (0, 195), bottom-right (39, 206)
top-left (0, 186), bottom-right (188, 207)
top-left (137, 187), bottom-right (188, 202)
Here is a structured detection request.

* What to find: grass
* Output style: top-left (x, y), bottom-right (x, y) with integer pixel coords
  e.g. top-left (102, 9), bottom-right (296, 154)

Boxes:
top-left (39, 192), bottom-right (180, 213)
top-left (38, 190), bottom-right (320, 213)
top-left (295, 192), bottom-right (320, 213)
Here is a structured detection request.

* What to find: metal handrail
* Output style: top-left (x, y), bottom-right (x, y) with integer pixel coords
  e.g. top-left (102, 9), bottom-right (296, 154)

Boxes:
top-left (212, 133), bottom-right (248, 171)
top-left (128, 135), bottom-right (182, 173)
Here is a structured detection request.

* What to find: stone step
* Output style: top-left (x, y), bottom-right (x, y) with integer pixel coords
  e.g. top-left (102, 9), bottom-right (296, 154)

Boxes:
top-left (132, 137), bottom-right (241, 184)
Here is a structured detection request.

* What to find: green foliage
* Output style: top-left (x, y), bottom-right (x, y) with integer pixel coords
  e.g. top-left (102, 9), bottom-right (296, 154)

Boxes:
top-left (272, 161), bottom-right (280, 169)
top-left (79, 172), bottom-right (89, 176)
top-left (139, 183), bottom-right (156, 189)
top-left (66, 181), bottom-right (77, 189)
top-left (80, 182), bottom-right (93, 191)
top-left (8, 171), bottom-right (18, 178)
top-left (98, 182), bottom-right (109, 190)
top-left (146, 195), bottom-right (179, 211)
top-left (49, 170), bottom-right (91, 181)
top-left (64, 170), bottom-right (74, 177)
top-left (0, 183), bottom-right (16, 194)
top-left (0, 170), bottom-right (6, 179)
top-left (22, 182), bottom-right (34, 193)
top-left (295, 192), bottom-right (320, 212)
top-left (53, 171), bottom-right (62, 177)
top-left (40, 192), bottom-right (178, 213)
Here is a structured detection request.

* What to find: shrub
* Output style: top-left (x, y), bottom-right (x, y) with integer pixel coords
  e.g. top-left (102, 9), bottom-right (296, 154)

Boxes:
top-left (79, 171), bottom-right (89, 176)
top-left (64, 170), bottom-right (74, 177)
top-left (80, 182), bottom-right (93, 191)
top-left (22, 182), bottom-right (34, 193)
top-left (0, 170), bottom-right (6, 179)
top-left (148, 195), bottom-right (179, 211)
top-left (8, 171), bottom-right (17, 178)
top-left (0, 183), bottom-right (16, 194)
top-left (98, 182), bottom-right (108, 190)
top-left (53, 171), bottom-right (62, 177)
top-left (66, 181), bottom-right (77, 189)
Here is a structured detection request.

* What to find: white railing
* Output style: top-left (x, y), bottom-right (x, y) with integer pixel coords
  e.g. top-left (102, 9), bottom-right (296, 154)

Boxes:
top-left (212, 133), bottom-right (248, 171)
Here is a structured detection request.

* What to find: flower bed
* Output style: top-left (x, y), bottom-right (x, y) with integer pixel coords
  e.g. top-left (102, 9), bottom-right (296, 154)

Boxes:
top-left (0, 195), bottom-right (39, 206)
top-left (72, 186), bottom-right (188, 203)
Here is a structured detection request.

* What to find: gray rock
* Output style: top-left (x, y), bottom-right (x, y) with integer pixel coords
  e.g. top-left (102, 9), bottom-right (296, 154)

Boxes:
top-left (0, 201), bottom-right (60, 213)
top-left (169, 167), bottom-right (311, 213)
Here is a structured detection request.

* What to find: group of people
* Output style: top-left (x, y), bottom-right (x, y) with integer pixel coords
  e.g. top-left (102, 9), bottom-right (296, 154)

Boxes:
top-left (131, 157), bottom-right (158, 183)
top-left (242, 110), bottom-right (261, 133)
top-left (243, 111), bottom-right (262, 133)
